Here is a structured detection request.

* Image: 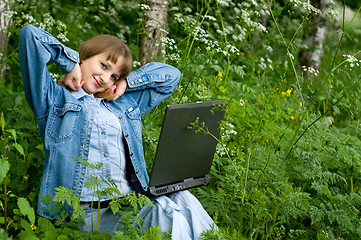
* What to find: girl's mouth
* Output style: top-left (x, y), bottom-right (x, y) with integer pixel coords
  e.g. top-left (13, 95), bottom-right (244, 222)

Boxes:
top-left (94, 77), bottom-right (101, 88)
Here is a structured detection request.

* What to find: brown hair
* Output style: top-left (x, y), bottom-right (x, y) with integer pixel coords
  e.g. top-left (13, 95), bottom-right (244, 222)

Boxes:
top-left (78, 35), bottom-right (133, 80)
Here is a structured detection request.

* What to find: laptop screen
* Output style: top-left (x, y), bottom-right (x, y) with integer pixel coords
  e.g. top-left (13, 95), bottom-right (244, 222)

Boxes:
top-left (148, 99), bottom-right (226, 188)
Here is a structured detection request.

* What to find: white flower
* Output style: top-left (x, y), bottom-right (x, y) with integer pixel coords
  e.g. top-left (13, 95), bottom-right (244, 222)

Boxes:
top-left (302, 66), bottom-right (319, 76)
top-left (343, 54), bottom-right (360, 68)
top-left (240, 99), bottom-right (245, 106)
top-left (57, 33), bottom-right (69, 43)
top-left (132, 61), bottom-right (141, 68)
top-left (137, 4), bottom-right (150, 11)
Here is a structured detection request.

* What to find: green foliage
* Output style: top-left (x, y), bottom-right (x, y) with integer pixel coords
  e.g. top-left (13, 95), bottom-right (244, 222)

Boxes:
top-left (1, 0), bottom-right (361, 239)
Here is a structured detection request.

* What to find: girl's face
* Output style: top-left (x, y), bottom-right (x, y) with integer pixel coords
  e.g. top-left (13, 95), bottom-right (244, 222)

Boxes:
top-left (80, 52), bottom-right (124, 94)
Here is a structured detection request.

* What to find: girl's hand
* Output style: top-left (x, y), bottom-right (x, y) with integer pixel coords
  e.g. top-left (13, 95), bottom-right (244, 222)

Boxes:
top-left (95, 78), bottom-right (128, 101)
top-left (63, 63), bottom-right (83, 91)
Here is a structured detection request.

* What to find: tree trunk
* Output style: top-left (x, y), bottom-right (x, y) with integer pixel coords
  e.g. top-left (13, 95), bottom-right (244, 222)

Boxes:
top-left (0, 0), bottom-right (10, 78)
top-left (139, 0), bottom-right (169, 66)
top-left (298, 0), bottom-right (331, 74)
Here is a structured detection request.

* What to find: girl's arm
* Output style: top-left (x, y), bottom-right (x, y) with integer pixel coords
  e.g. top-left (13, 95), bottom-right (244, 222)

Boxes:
top-left (19, 24), bottom-right (79, 119)
top-left (120, 62), bottom-right (181, 116)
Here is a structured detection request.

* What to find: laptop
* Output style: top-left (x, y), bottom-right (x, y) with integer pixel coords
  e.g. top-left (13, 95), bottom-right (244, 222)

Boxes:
top-left (147, 99), bottom-right (226, 196)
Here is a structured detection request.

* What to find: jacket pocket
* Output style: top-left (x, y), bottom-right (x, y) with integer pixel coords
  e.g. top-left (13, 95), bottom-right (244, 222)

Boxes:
top-left (47, 103), bottom-right (82, 142)
top-left (125, 107), bottom-right (142, 143)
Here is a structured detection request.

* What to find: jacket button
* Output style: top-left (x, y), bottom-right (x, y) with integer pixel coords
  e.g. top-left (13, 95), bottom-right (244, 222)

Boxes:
top-left (119, 116), bottom-right (123, 119)
top-left (130, 153), bottom-right (134, 156)
top-left (125, 134), bottom-right (129, 138)
top-left (136, 171), bottom-right (139, 174)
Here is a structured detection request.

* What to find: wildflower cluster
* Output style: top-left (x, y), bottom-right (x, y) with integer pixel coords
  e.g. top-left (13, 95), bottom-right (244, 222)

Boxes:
top-left (259, 57), bottom-right (274, 71)
top-left (281, 89), bottom-right (292, 96)
top-left (216, 0), bottom-right (234, 8)
top-left (302, 66), bottom-right (319, 76)
top-left (240, 9), bottom-right (267, 33)
top-left (289, 0), bottom-right (321, 14)
top-left (137, 4), bottom-right (150, 11)
top-left (343, 54), bottom-right (361, 68)
top-left (216, 122), bottom-right (237, 157)
top-left (11, 11), bottom-right (69, 42)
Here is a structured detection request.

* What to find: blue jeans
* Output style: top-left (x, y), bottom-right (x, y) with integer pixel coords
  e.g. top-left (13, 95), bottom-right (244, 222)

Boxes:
top-left (78, 191), bottom-right (216, 239)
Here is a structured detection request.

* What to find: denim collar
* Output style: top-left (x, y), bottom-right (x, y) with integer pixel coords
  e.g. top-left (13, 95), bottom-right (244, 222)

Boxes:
top-left (71, 88), bottom-right (104, 103)
top-left (71, 88), bottom-right (90, 100)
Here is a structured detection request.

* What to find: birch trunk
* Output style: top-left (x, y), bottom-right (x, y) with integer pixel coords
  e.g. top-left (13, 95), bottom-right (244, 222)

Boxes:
top-left (139, 0), bottom-right (169, 66)
top-left (0, 0), bottom-right (10, 78)
top-left (298, 0), bottom-right (331, 74)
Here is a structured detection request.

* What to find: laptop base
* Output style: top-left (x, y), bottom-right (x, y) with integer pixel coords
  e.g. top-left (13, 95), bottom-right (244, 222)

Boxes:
top-left (148, 175), bottom-right (210, 196)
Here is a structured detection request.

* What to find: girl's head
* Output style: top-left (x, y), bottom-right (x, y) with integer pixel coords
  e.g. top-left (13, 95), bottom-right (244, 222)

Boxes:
top-left (77, 35), bottom-right (133, 94)
top-left (78, 34), bottom-right (132, 79)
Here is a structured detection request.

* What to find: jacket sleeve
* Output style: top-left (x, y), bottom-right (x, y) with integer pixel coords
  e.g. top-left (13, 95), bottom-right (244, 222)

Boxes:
top-left (124, 62), bottom-right (181, 116)
top-left (19, 24), bottom-right (79, 120)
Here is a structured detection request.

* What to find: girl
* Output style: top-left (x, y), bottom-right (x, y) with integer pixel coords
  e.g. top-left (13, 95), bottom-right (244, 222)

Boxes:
top-left (19, 24), bottom-right (215, 239)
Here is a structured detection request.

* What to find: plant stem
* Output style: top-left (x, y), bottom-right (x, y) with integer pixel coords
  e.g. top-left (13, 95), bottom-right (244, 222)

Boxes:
top-left (284, 76), bottom-right (361, 160)
top-left (2, 135), bottom-right (7, 233)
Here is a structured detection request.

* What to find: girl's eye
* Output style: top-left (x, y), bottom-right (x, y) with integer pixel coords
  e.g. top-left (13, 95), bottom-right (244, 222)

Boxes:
top-left (101, 63), bottom-right (107, 69)
top-left (111, 75), bottom-right (117, 81)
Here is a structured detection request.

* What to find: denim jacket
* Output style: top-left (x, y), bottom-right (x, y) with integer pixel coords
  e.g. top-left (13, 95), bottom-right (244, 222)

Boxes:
top-left (19, 25), bottom-right (180, 218)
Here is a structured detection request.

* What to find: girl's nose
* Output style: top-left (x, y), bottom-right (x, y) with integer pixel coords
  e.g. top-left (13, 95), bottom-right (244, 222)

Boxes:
top-left (101, 72), bottom-right (112, 84)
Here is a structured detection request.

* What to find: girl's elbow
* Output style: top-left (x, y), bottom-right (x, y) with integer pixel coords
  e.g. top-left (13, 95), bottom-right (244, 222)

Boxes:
top-left (166, 65), bottom-right (181, 85)
top-left (20, 24), bottom-right (35, 39)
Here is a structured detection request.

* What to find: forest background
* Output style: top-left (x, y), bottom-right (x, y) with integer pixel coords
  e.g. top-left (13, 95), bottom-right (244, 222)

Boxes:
top-left (1, 0), bottom-right (361, 239)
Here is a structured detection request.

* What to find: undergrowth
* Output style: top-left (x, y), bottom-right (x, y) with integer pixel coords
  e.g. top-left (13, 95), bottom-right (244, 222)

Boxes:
top-left (1, 0), bottom-right (361, 239)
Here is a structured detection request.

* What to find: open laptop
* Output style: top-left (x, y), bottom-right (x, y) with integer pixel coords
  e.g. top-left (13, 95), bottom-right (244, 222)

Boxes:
top-left (147, 99), bottom-right (226, 196)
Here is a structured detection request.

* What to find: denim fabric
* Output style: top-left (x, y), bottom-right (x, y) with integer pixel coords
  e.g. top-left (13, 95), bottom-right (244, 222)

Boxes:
top-left (78, 191), bottom-right (216, 239)
top-left (19, 25), bottom-right (181, 218)
top-left (72, 90), bottom-right (132, 201)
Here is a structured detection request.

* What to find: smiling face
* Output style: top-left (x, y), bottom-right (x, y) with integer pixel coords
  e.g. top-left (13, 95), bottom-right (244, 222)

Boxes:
top-left (80, 52), bottom-right (124, 94)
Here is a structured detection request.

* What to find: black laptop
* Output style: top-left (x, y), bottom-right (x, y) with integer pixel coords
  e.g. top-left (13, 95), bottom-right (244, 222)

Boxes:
top-left (147, 99), bottom-right (226, 196)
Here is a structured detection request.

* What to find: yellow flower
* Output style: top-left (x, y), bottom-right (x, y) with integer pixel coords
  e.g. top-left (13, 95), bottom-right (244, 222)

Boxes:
top-left (23, 176), bottom-right (28, 180)
top-left (204, 86), bottom-right (208, 89)
top-left (286, 89), bottom-right (292, 95)
top-left (30, 224), bottom-right (36, 230)
top-left (221, 89), bottom-right (226, 93)
top-left (281, 91), bottom-right (286, 95)
top-left (257, 70), bottom-right (261, 75)
top-left (217, 72), bottom-right (223, 77)
top-left (240, 52), bottom-right (245, 56)
top-left (257, 83), bottom-right (260, 87)
top-left (8, 136), bottom-right (11, 138)
top-left (299, 102), bottom-right (303, 107)
top-left (290, 116), bottom-right (295, 120)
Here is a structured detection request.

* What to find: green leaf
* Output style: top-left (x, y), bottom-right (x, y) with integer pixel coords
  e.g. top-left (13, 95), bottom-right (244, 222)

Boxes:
top-left (0, 112), bottom-right (5, 132)
top-left (57, 235), bottom-right (69, 240)
top-left (40, 194), bottom-right (52, 207)
top-left (37, 217), bottom-right (55, 232)
top-left (0, 158), bottom-right (10, 184)
top-left (18, 197), bottom-right (35, 224)
top-left (12, 143), bottom-right (25, 156)
top-left (18, 230), bottom-right (38, 240)
top-left (6, 129), bottom-right (16, 142)
top-left (0, 228), bottom-right (9, 239)
top-left (36, 144), bottom-right (43, 151)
